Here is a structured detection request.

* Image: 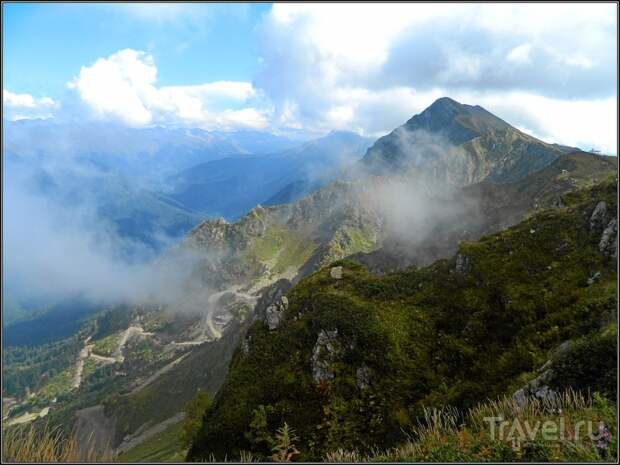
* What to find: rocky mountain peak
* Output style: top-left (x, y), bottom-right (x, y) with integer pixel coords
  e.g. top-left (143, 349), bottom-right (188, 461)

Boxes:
top-left (362, 97), bottom-right (563, 184)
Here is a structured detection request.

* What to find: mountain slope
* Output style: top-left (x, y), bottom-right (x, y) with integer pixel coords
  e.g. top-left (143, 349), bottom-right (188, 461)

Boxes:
top-left (362, 97), bottom-right (572, 185)
top-left (352, 151), bottom-right (617, 273)
top-left (188, 178), bottom-right (617, 461)
top-left (167, 131), bottom-right (374, 219)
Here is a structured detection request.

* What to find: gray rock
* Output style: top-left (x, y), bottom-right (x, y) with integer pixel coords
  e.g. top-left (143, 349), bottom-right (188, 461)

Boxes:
top-left (455, 253), bottom-right (471, 274)
top-left (311, 329), bottom-right (340, 383)
top-left (513, 388), bottom-right (527, 408)
top-left (599, 218), bottom-right (617, 258)
top-left (553, 340), bottom-right (573, 355)
top-left (330, 266), bottom-right (343, 279)
top-left (264, 296), bottom-right (289, 331)
top-left (356, 364), bottom-right (372, 390)
top-left (256, 279), bottom-right (291, 328)
top-left (587, 271), bottom-right (602, 286)
top-left (512, 370), bottom-right (558, 407)
top-left (590, 201), bottom-right (608, 231)
top-left (242, 336), bottom-right (251, 355)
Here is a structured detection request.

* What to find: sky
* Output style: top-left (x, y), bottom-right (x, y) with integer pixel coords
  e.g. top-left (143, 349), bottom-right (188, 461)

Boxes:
top-left (2, 2), bottom-right (618, 153)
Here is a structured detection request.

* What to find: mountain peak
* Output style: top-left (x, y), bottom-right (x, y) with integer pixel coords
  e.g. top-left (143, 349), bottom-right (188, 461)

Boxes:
top-left (427, 96), bottom-right (464, 111)
top-left (401, 97), bottom-right (514, 144)
top-left (362, 97), bottom-right (563, 184)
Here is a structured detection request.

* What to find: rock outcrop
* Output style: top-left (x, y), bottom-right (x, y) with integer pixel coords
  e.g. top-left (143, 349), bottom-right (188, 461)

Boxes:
top-left (264, 296), bottom-right (289, 331)
top-left (455, 253), bottom-right (471, 274)
top-left (599, 218), bottom-right (617, 258)
top-left (512, 340), bottom-right (574, 407)
top-left (311, 329), bottom-right (340, 384)
top-left (590, 201), bottom-right (608, 231)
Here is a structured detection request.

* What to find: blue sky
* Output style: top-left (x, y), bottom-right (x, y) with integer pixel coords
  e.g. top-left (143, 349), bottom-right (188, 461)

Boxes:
top-left (2, 3), bottom-right (618, 153)
top-left (3, 3), bottom-right (269, 98)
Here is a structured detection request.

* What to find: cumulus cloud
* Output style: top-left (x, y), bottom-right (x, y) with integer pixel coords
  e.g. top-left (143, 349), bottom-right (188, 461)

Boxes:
top-left (67, 49), bottom-right (267, 129)
top-left (255, 3), bottom-right (617, 152)
top-left (3, 89), bottom-right (58, 120)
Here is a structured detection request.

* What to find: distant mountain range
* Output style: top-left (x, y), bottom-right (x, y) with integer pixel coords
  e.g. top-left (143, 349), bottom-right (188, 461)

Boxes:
top-left (167, 130), bottom-right (374, 219)
top-left (2, 120), bottom-right (300, 180)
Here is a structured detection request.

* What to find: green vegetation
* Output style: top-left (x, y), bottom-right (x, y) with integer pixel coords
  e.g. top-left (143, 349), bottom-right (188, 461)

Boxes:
top-left (550, 327), bottom-right (616, 399)
top-left (93, 306), bottom-right (133, 340)
top-left (105, 326), bottom-right (243, 447)
top-left (326, 390), bottom-right (616, 462)
top-left (341, 226), bottom-right (377, 254)
top-left (91, 331), bottom-right (121, 357)
top-left (188, 178), bottom-right (617, 461)
top-left (182, 390), bottom-right (212, 447)
top-left (38, 367), bottom-right (74, 401)
top-left (2, 336), bottom-right (80, 398)
top-left (116, 420), bottom-right (187, 462)
top-left (244, 226), bottom-right (318, 275)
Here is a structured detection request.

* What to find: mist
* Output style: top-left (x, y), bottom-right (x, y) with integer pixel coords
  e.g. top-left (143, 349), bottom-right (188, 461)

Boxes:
top-left (2, 154), bottom-right (207, 315)
top-left (350, 126), bottom-right (482, 262)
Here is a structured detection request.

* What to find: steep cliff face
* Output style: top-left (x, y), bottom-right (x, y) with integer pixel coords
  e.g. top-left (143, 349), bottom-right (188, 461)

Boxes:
top-left (362, 97), bottom-right (568, 185)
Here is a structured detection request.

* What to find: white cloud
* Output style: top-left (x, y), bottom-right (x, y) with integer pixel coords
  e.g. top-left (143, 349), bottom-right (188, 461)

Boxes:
top-left (3, 89), bottom-right (58, 120)
top-left (507, 44), bottom-right (532, 64)
top-left (255, 3), bottom-right (617, 152)
top-left (67, 49), bottom-right (266, 130)
top-left (468, 93), bottom-right (618, 155)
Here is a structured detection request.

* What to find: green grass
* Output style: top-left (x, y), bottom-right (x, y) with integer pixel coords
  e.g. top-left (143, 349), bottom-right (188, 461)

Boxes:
top-left (38, 367), bottom-right (74, 400)
top-left (116, 420), bottom-right (186, 462)
top-left (243, 226), bottom-right (318, 275)
top-left (91, 331), bottom-right (122, 357)
top-left (326, 390), bottom-right (617, 462)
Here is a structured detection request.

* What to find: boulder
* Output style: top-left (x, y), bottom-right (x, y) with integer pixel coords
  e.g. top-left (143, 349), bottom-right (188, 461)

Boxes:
top-left (599, 218), bottom-right (617, 258)
top-left (455, 253), bottom-right (471, 274)
top-left (330, 266), bottom-right (343, 280)
top-left (255, 279), bottom-right (291, 326)
top-left (512, 368), bottom-right (559, 408)
top-left (590, 201), bottom-right (608, 231)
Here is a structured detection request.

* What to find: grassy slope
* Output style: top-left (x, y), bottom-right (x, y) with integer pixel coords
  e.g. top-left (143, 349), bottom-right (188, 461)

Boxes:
top-left (115, 420), bottom-right (186, 462)
top-left (328, 390), bottom-right (616, 462)
top-left (242, 225), bottom-right (318, 277)
top-left (188, 177), bottom-right (617, 461)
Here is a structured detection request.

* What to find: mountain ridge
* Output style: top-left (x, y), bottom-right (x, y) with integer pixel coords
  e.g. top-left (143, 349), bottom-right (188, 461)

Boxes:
top-left (362, 97), bottom-right (576, 185)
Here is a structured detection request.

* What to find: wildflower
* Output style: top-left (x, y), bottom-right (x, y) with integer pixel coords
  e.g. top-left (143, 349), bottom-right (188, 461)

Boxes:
top-left (595, 422), bottom-right (612, 452)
